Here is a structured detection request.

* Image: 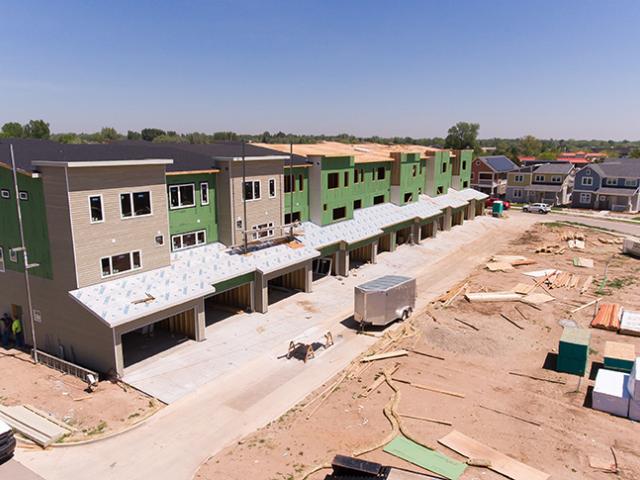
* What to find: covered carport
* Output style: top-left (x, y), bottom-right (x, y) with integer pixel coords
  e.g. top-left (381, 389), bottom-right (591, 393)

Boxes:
top-left (348, 235), bottom-right (379, 270)
top-left (205, 272), bottom-right (255, 325)
top-left (452, 207), bottom-right (465, 227)
top-left (254, 260), bottom-right (314, 313)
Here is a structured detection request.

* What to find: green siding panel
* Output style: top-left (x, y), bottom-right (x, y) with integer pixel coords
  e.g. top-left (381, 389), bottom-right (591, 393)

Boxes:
top-left (284, 167), bottom-right (310, 222)
top-left (352, 161), bottom-right (391, 209)
top-left (166, 173), bottom-right (218, 246)
top-left (0, 169), bottom-right (52, 279)
top-left (397, 153), bottom-right (425, 205)
top-left (320, 156), bottom-right (356, 225)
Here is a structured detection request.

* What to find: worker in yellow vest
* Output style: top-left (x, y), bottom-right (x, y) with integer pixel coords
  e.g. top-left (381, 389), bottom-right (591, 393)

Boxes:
top-left (11, 317), bottom-right (24, 348)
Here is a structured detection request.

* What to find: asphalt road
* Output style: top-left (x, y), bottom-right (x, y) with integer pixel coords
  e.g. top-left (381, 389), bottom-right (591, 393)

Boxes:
top-left (512, 210), bottom-right (640, 236)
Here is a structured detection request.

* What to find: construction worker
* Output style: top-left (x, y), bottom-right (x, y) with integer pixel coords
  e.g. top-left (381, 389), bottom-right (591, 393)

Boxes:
top-left (0, 313), bottom-right (10, 348)
top-left (11, 316), bottom-right (24, 348)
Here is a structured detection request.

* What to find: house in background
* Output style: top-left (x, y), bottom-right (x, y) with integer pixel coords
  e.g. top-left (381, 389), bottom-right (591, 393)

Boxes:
top-left (505, 162), bottom-right (574, 205)
top-left (571, 158), bottom-right (640, 212)
top-left (471, 155), bottom-right (519, 197)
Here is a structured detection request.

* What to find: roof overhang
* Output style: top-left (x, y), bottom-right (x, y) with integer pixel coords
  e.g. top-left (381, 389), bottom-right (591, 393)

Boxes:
top-left (33, 159), bottom-right (174, 168)
top-left (166, 169), bottom-right (220, 176)
top-left (215, 155), bottom-right (290, 162)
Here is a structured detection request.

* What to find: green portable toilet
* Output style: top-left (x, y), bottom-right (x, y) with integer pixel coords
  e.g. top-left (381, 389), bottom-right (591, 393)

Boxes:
top-left (492, 200), bottom-right (504, 217)
top-left (557, 327), bottom-right (591, 376)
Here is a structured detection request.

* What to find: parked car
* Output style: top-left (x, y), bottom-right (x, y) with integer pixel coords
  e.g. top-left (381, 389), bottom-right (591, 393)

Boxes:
top-left (485, 197), bottom-right (511, 210)
top-left (354, 275), bottom-right (416, 327)
top-left (522, 202), bottom-right (551, 214)
top-left (0, 420), bottom-right (15, 464)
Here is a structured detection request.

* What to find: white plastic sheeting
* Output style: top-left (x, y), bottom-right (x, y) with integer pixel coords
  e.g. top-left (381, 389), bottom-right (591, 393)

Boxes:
top-left (593, 368), bottom-right (630, 418)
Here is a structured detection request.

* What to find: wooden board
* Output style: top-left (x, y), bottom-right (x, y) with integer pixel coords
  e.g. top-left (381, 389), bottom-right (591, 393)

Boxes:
top-left (438, 431), bottom-right (550, 480)
top-left (511, 283), bottom-right (534, 295)
top-left (486, 262), bottom-right (515, 272)
top-left (360, 350), bottom-right (408, 362)
top-left (465, 292), bottom-right (523, 303)
top-left (521, 293), bottom-right (555, 306)
top-left (384, 435), bottom-right (467, 480)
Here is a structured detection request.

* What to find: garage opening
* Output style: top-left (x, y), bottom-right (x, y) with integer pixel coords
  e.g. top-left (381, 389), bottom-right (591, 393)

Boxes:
top-left (452, 209), bottom-right (464, 227)
top-left (312, 255), bottom-right (334, 281)
top-left (205, 283), bottom-right (252, 326)
top-left (395, 227), bottom-right (412, 247)
top-left (122, 309), bottom-right (196, 368)
top-left (378, 233), bottom-right (393, 253)
top-left (420, 221), bottom-right (435, 240)
top-left (349, 243), bottom-right (375, 270)
top-left (268, 267), bottom-right (307, 305)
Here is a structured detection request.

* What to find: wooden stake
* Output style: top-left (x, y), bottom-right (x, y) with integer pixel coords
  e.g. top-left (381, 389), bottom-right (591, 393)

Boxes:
top-left (500, 313), bottom-right (524, 330)
top-left (399, 413), bottom-right (452, 426)
top-left (392, 378), bottom-right (465, 398)
top-left (570, 298), bottom-right (600, 314)
top-left (478, 405), bottom-right (541, 427)
top-left (514, 306), bottom-right (528, 320)
top-left (407, 349), bottom-right (445, 361)
top-left (454, 317), bottom-right (479, 331)
top-left (509, 371), bottom-right (566, 385)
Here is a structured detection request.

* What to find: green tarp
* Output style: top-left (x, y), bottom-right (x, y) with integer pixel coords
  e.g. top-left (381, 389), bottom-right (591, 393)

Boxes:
top-left (383, 435), bottom-right (467, 480)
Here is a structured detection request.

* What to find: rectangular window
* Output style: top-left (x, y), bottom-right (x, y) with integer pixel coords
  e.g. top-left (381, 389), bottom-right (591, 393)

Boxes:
top-left (441, 162), bottom-right (447, 173)
top-left (344, 171), bottom-right (349, 187)
top-left (89, 195), bottom-right (104, 223)
top-left (377, 167), bottom-right (386, 180)
top-left (284, 174), bottom-right (293, 193)
top-left (0, 247), bottom-right (4, 272)
top-left (462, 161), bottom-right (467, 170)
top-left (534, 175), bottom-right (545, 182)
top-left (605, 178), bottom-right (617, 186)
top-left (9, 249), bottom-right (17, 262)
top-left (624, 179), bottom-right (637, 187)
top-left (579, 192), bottom-right (592, 204)
top-left (462, 181), bottom-right (468, 188)
top-left (412, 165), bottom-right (417, 177)
top-left (581, 177), bottom-right (593, 186)
top-left (327, 172), bottom-right (339, 189)
top-left (200, 182), bottom-right (209, 205)
top-left (244, 180), bottom-right (261, 201)
top-left (404, 192), bottom-right (413, 203)
top-left (514, 175), bottom-right (524, 182)
top-left (513, 189), bottom-right (522, 198)
top-left (436, 186), bottom-right (444, 195)
top-left (1, 189), bottom-right (10, 199)
top-left (354, 169), bottom-right (361, 184)
top-left (18, 191), bottom-right (28, 201)
top-left (100, 251), bottom-right (142, 277)
top-left (284, 212), bottom-right (301, 225)
top-left (332, 206), bottom-right (346, 220)
top-left (171, 230), bottom-right (207, 251)
top-left (551, 176), bottom-right (562, 183)
top-left (251, 222), bottom-right (275, 240)
top-left (121, 191), bottom-right (152, 218)
top-left (298, 174), bottom-right (304, 191)
top-left (353, 199), bottom-right (362, 210)
top-left (169, 184), bottom-right (196, 209)
top-left (268, 178), bottom-right (276, 198)
top-left (373, 194), bottom-right (385, 205)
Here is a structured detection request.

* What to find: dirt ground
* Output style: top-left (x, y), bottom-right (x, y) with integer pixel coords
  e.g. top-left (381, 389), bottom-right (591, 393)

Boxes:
top-left (0, 350), bottom-right (161, 443)
top-left (197, 221), bottom-right (640, 480)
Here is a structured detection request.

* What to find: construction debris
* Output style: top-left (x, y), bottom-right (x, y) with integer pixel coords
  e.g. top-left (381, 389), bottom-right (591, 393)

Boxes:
top-left (599, 236), bottom-right (623, 245)
top-left (520, 292), bottom-right (555, 306)
top-left (580, 275), bottom-right (593, 294)
top-left (438, 430), bottom-right (550, 480)
top-left (570, 298), bottom-right (600, 314)
top-left (500, 313), bottom-right (523, 330)
top-left (0, 405), bottom-right (71, 447)
top-left (522, 268), bottom-right (560, 278)
top-left (453, 317), bottom-right (479, 331)
top-left (398, 413), bottom-right (452, 426)
top-left (477, 405), bottom-right (542, 427)
top-left (465, 292), bottom-right (523, 303)
top-left (361, 350), bottom-right (409, 363)
top-left (384, 435), bottom-right (467, 480)
top-left (486, 261), bottom-right (515, 272)
top-left (392, 378), bottom-right (465, 398)
top-left (588, 454), bottom-right (618, 473)
top-left (407, 349), bottom-right (445, 361)
top-left (591, 303), bottom-right (622, 331)
top-left (567, 239), bottom-right (585, 250)
top-left (535, 245), bottom-right (565, 255)
top-left (435, 281), bottom-right (468, 305)
top-left (573, 257), bottom-right (594, 268)
top-left (511, 283), bottom-right (534, 295)
top-left (622, 237), bottom-right (640, 257)
top-left (508, 371), bottom-right (567, 385)
top-left (592, 369), bottom-right (630, 418)
top-left (362, 364), bottom-right (400, 398)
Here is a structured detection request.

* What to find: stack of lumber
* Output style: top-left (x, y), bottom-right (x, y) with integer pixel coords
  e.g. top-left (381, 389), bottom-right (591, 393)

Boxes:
top-left (567, 239), bottom-right (585, 249)
top-left (535, 244), bottom-right (565, 255)
top-left (620, 310), bottom-right (640, 336)
top-left (557, 327), bottom-right (591, 376)
top-left (629, 359), bottom-right (640, 421)
top-left (0, 405), bottom-right (70, 446)
top-left (593, 369), bottom-right (631, 418)
top-left (591, 303), bottom-right (622, 331)
top-left (573, 257), bottom-right (595, 268)
top-left (603, 341), bottom-right (636, 373)
top-left (491, 255), bottom-right (536, 266)
top-left (436, 281), bottom-right (468, 306)
top-left (546, 271), bottom-right (582, 289)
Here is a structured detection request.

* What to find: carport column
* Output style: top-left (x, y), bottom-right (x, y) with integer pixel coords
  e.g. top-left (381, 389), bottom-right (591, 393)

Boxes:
top-left (443, 207), bottom-right (453, 231)
top-left (411, 220), bottom-right (421, 244)
top-left (195, 298), bottom-right (206, 342)
top-left (389, 231), bottom-right (397, 252)
top-left (431, 218), bottom-right (438, 238)
top-left (335, 247), bottom-right (349, 277)
top-left (254, 271), bottom-right (269, 314)
top-left (370, 241), bottom-right (378, 264)
top-left (468, 200), bottom-right (476, 220)
top-left (113, 330), bottom-right (124, 378)
top-left (304, 261), bottom-right (313, 293)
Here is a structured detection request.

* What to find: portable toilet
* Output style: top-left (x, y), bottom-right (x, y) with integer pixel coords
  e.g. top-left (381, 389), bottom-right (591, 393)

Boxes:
top-left (492, 200), bottom-right (504, 217)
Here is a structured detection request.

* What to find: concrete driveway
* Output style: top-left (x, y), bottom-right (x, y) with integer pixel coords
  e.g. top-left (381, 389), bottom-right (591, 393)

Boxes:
top-left (0, 459), bottom-right (44, 480)
top-left (17, 214), bottom-right (548, 480)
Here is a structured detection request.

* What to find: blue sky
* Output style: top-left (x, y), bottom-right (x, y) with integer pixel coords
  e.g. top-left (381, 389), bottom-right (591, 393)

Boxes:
top-left (2, 0), bottom-right (639, 139)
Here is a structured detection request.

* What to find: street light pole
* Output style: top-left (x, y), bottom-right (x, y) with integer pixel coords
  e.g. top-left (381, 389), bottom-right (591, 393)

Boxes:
top-left (10, 144), bottom-right (38, 363)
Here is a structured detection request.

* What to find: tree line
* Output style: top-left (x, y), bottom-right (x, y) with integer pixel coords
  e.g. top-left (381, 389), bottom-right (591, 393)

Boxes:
top-left (2, 119), bottom-right (639, 160)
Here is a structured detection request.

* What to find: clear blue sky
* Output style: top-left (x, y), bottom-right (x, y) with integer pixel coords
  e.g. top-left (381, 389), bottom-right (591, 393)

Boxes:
top-left (2, 0), bottom-right (639, 139)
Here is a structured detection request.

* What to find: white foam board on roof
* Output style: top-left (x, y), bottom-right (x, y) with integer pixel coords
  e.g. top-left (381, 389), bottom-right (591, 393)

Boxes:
top-left (593, 369), bottom-right (630, 418)
top-left (421, 192), bottom-right (467, 209)
top-left (628, 358), bottom-right (640, 400)
top-left (448, 187), bottom-right (488, 201)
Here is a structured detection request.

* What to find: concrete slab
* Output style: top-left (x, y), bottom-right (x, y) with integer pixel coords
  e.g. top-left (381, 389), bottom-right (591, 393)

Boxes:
top-left (0, 459), bottom-right (45, 480)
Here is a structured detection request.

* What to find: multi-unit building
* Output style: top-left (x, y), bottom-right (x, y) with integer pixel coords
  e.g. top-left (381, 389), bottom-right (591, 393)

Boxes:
top-left (505, 162), bottom-right (575, 205)
top-left (0, 139), bottom-right (485, 377)
top-left (471, 155), bottom-right (519, 197)
top-left (571, 158), bottom-right (640, 212)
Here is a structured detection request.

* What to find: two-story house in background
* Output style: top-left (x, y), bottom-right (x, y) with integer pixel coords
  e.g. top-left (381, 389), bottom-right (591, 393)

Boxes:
top-left (0, 139), bottom-right (485, 378)
top-left (571, 158), bottom-right (640, 212)
top-left (505, 162), bottom-right (574, 205)
top-left (471, 155), bottom-right (519, 197)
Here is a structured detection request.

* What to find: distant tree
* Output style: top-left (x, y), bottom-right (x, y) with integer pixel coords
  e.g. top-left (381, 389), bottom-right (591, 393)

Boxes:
top-left (127, 130), bottom-right (142, 140)
top-left (444, 122), bottom-right (480, 150)
top-left (23, 119), bottom-right (50, 139)
top-left (152, 134), bottom-right (186, 143)
top-left (212, 131), bottom-right (238, 141)
top-left (1, 122), bottom-right (24, 138)
top-left (54, 133), bottom-right (82, 144)
top-left (100, 127), bottom-right (120, 141)
top-left (186, 132), bottom-right (212, 144)
top-left (518, 135), bottom-right (542, 156)
top-left (629, 148), bottom-right (640, 158)
top-left (141, 128), bottom-right (166, 142)
top-left (538, 151), bottom-right (558, 160)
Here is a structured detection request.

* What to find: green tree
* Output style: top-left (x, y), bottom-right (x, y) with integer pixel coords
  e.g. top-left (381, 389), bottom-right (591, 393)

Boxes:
top-left (629, 148), bottom-right (640, 158)
top-left (23, 119), bottom-right (50, 139)
top-left (141, 128), bottom-right (166, 142)
top-left (152, 134), bottom-right (186, 143)
top-left (54, 133), bottom-right (83, 144)
top-left (518, 135), bottom-right (542, 156)
top-left (127, 130), bottom-right (142, 140)
top-left (1, 122), bottom-right (24, 138)
top-left (444, 122), bottom-right (480, 150)
top-left (100, 127), bottom-right (120, 141)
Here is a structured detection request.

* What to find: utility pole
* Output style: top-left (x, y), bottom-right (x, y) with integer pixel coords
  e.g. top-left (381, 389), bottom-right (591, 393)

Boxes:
top-left (289, 142), bottom-right (294, 238)
top-left (10, 145), bottom-right (38, 363)
top-left (241, 140), bottom-right (248, 253)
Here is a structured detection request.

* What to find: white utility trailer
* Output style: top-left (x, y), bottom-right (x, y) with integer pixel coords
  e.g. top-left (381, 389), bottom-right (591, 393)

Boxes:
top-left (354, 275), bottom-right (416, 327)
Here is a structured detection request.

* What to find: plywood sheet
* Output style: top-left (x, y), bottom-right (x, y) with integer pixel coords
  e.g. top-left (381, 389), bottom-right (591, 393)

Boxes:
top-left (384, 435), bottom-right (467, 480)
top-left (438, 430), bottom-right (550, 480)
top-left (521, 293), bottom-right (555, 306)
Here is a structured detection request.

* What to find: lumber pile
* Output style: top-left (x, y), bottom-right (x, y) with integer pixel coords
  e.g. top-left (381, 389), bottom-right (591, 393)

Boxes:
top-left (435, 281), bottom-right (468, 306)
top-left (465, 292), bottom-right (523, 303)
top-left (591, 303), bottom-right (622, 331)
top-left (0, 405), bottom-right (70, 447)
top-left (573, 257), bottom-right (594, 268)
top-left (599, 236), bottom-right (623, 245)
top-left (534, 244), bottom-right (565, 255)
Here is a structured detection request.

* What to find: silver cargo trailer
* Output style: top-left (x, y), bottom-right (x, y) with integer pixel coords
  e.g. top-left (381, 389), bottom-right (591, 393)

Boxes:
top-left (354, 275), bottom-right (416, 327)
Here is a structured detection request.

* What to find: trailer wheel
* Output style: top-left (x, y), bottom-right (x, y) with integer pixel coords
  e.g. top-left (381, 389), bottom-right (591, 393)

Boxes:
top-left (401, 308), bottom-right (411, 321)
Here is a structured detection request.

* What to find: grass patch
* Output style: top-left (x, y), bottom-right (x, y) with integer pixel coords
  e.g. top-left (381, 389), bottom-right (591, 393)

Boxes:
top-left (85, 420), bottom-right (108, 436)
top-left (607, 276), bottom-right (636, 289)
